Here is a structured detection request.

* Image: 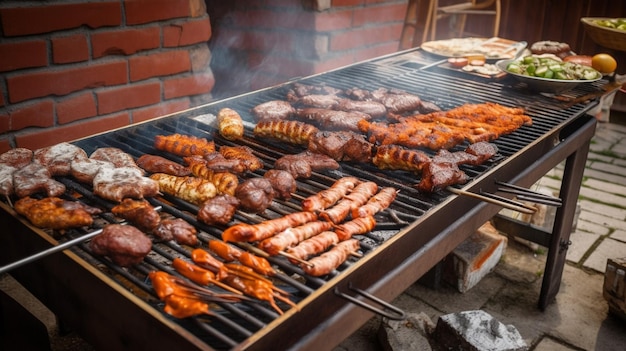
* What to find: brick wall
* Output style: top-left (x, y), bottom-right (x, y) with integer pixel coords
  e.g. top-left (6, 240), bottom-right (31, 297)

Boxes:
top-left (207, 0), bottom-right (408, 98)
top-left (0, 0), bottom-right (214, 152)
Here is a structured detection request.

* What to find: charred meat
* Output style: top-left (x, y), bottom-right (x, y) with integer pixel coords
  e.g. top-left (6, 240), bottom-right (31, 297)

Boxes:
top-left (235, 177), bottom-right (275, 214)
top-left (89, 224), bottom-right (152, 267)
top-left (197, 194), bottom-right (240, 226)
top-left (14, 196), bottom-right (100, 230)
top-left (136, 154), bottom-right (190, 176)
top-left (111, 198), bottom-right (161, 231)
top-left (153, 217), bottom-right (198, 246)
top-left (308, 130), bottom-right (373, 163)
top-left (274, 150), bottom-right (340, 179)
top-left (263, 169), bottom-right (296, 200)
top-left (251, 100), bottom-right (295, 121)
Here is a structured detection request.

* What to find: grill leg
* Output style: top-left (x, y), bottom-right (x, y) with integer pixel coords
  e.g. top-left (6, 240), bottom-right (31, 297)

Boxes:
top-left (538, 138), bottom-right (590, 310)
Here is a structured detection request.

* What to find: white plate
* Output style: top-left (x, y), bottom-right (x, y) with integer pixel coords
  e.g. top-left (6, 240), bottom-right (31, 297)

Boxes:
top-left (421, 37), bottom-right (526, 61)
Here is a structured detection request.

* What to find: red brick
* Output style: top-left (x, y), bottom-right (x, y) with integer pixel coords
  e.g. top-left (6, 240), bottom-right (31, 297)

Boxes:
top-left (231, 9), bottom-right (314, 30)
top-left (313, 10), bottom-right (354, 31)
top-left (329, 23), bottom-right (403, 51)
top-left (0, 91), bottom-right (4, 107)
top-left (0, 139), bottom-right (11, 154)
top-left (96, 82), bottom-right (161, 115)
top-left (6, 60), bottom-right (127, 104)
top-left (92, 27), bottom-right (160, 59)
top-left (125, 0), bottom-right (190, 25)
top-left (15, 112), bottom-right (130, 150)
top-left (163, 17), bottom-right (212, 47)
top-left (52, 34), bottom-right (89, 64)
top-left (132, 99), bottom-right (190, 123)
top-left (0, 40), bottom-right (48, 72)
top-left (0, 114), bottom-right (9, 133)
top-left (0, 2), bottom-right (122, 37)
top-left (57, 92), bottom-right (97, 124)
top-left (164, 72), bottom-right (215, 99)
top-left (353, 3), bottom-right (407, 27)
top-left (10, 100), bottom-right (55, 131)
top-left (129, 50), bottom-right (191, 82)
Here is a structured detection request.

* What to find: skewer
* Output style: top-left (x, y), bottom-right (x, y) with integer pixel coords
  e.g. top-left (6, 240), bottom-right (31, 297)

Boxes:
top-left (494, 180), bottom-right (562, 206)
top-left (0, 205), bottom-right (163, 275)
top-left (446, 187), bottom-right (536, 214)
top-left (278, 251), bottom-right (314, 267)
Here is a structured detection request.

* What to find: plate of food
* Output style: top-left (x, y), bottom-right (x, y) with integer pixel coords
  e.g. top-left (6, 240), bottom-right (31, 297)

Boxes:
top-left (421, 37), bottom-right (527, 61)
top-left (496, 55), bottom-right (602, 94)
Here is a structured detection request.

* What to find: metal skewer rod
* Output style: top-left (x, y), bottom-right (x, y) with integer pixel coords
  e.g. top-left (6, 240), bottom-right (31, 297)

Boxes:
top-left (447, 187), bottom-right (536, 214)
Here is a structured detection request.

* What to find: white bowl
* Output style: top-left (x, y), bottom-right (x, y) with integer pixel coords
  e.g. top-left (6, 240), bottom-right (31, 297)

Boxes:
top-left (495, 59), bottom-right (602, 94)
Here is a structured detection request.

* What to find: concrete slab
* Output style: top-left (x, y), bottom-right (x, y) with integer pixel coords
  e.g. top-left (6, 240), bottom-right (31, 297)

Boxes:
top-left (584, 238), bottom-right (626, 273)
top-left (577, 199), bottom-right (626, 221)
top-left (533, 337), bottom-right (578, 351)
top-left (578, 210), bottom-right (626, 232)
top-left (566, 230), bottom-right (601, 264)
top-left (583, 178), bottom-right (626, 198)
top-left (578, 187), bottom-right (626, 211)
top-left (582, 168), bottom-right (626, 186)
top-left (575, 218), bottom-right (611, 236)
top-left (610, 229), bottom-right (626, 243)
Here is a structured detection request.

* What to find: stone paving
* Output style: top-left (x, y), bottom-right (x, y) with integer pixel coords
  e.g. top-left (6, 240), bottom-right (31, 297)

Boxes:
top-left (336, 120), bottom-right (626, 351)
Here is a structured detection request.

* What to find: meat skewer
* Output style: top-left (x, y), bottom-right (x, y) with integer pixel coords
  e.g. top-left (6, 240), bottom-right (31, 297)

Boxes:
top-left (334, 216), bottom-right (377, 241)
top-left (190, 248), bottom-right (229, 280)
top-left (221, 211), bottom-right (317, 243)
top-left (186, 160), bottom-right (239, 196)
top-left (258, 220), bottom-right (334, 256)
top-left (319, 181), bottom-right (378, 224)
top-left (149, 173), bottom-right (218, 205)
top-left (208, 240), bottom-right (275, 276)
top-left (172, 258), bottom-right (242, 295)
top-left (301, 239), bottom-right (360, 277)
top-left (352, 187), bottom-right (398, 218)
top-left (301, 176), bottom-right (360, 212)
top-left (286, 230), bottom-right (340, 263)
top-left (253, 119), bottom-right (319, 146)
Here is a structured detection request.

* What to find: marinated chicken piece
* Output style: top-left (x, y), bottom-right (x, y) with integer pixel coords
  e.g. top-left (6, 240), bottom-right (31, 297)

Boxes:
top-left (153, 217), bottom-right (198, 246)
top-left (197, 194), bottom-right (240, 226)
top-left (416, 161), bottom-right (468, 193)
top-left (111, 198), bottom-right (160, 231)
top-left (93, 167), bottom-right (159, 202)
top-left (0, 148), bottom-right (33, 169)
top-left (263, 169), bottom-right (296, 200)
top-left (136, 154), bottom-right (190, 176)
top-left (222, 211), bottom-right (317, 243)
top-left (150, 173), bottom-right (217, 205)
top-left (186, 158), bottom-right (239, 195)
top-left (253, 119), bottom-right (319, 146)
top-left (307, 130), bottom-right (373, 163)
top-left (217, 107), bottom-right (244, 141)
top-left (372, 145), bottom-right (430, 174)
top-left (259, 220), bottom-right (333, 256)
top-left (336, 98), bottom-right (387, 118)
top-left (90, 147), bottom-right (142, 171)
top-left (301, 239), bottom-right (360, 277)
top-left (352, 187), bottom-right (398, 218)
top-left (207, 241), bottom-right (275, 276)
top-left (191, 248), bottom-right (229, 280)
top-left (89, 224), bottom-right (152, 267)
top-left (251, 100), bottom-right (295, 121)
top-left (13, 162), bottom-right (66, 198)
top-left (235, 178), bottom-right (274, 214)
top-left (14, 196), bottom-right (99, 230)
top-left (154, 133), bottom-right (216, 157)
top-left (34, 142), bottom-right (88, 176)
top-left (0, 164), bottom-right (17, 196)
top-left (70, 158), bottom-right (114, 183)
top-left (295, 108), bottom-right (371, 132)
top-left (274, 150), bottom-right (340, 179)
top-left (219, 145), bottom-right (263, 173)
top-left (301, 176), bottom-right (360, 212)
top-left (286, 231), bottom-right (340, 263)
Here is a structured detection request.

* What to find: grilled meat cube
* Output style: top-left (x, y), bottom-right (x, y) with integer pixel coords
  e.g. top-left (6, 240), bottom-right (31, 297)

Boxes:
top-left (90, 147), bottom-right (142, 172)
top-left (251, 100), bottom-right (295, 121)
top-left (336, 98), bottom-right (387, 118)
top-left (94, 167), bottom-right (159, 202)
top-left (154, 133), bottom-right (216, 157)
top-left (274, 150), bottom-right (340, 179)
top-left (136, 154), bottom-right (190, 176)
top-left (219, 145), bottom-right (263, 173)
top-left (235, 178), bottom-right (274, 214)
top-left (14, 196), bottom-right (99, 230)
top-left (111, 198), bottom-right (161, 231)
top-left (89, 224), bottom-right (152, 267)
top-left (308, 130), bottom-right (373, 162)
top-left (34, 142), bottom-right (88, 176)
top-left (197, 194), bottom-right (240, 226)
top-left (153, 217), bottom-right (198, 246)
top-left (372, 145), bottom-right (430, 174)
top-left (253, 120), bottom-right (319, 146)
top-left (416, 161), bottom-right (468, 193)
top-left (295, 108), bottom-right (371, 132)
top-left (70, 158), bottom-right (114, 183)
top-left (0, 148), bottom-right (33, 169)
top-left (263, 169), bottom-right (296, 200)
top-left (13, 162), bottom-right (66, 198)
top-left (301, 239), bottom-right (360, 277)
top-left (150, 173), bottom-right (218, 205)
top-left (217, 107), bottom-right (244, 141)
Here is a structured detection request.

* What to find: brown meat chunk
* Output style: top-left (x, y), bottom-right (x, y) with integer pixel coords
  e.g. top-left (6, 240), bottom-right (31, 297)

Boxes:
top-left (14, 197), bottom-right (99, 230)
top-left (295, 108), bottom-right (371, 132)
top-left (111, 198), bottom-right (161, 231)
top-left (136, 154), bottom-right (190, 176)
top-left (263, 169), bottom-right (296, 200)
top-left (93, 167), bottom-right (159, 202)
top-left (153, 218), bottom-right (198, 246)
top-left (0, 148), bottom-right (33, 169)
top-left (34, 142), bottom-right (88, 176)
top-left (70, 158), bottom-right (114, 183)
top-left (12, 162), bottom-right (66, 198)
top-left (251, 100), bottom-right (295, 121)
top-left (197, 194), bottom-right (240, 226)
top-left (307, 130), bottom-right (373, 163)
top-left (235, 178), bottom-right (274, 213)
top-left (274, 151), bottom-right (340, 179)
top-left (416, 162), bottom-right (468, 193)
top-left (89, 224), bottom-right (152, 267)
top-left (90, 147), bottom-right (143, 172)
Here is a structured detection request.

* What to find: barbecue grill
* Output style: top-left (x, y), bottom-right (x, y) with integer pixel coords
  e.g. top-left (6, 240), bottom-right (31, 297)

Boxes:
top-left (0, 48), bottom-right (602, 350)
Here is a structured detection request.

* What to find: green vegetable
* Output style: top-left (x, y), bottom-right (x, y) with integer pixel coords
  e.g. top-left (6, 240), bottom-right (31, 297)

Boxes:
top-left (505, 55), bottom-right (601, 81)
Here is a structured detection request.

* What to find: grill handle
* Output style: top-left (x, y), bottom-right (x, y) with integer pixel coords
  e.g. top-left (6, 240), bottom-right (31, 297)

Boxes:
top-left (334, 282), bottom-right (406, 320)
